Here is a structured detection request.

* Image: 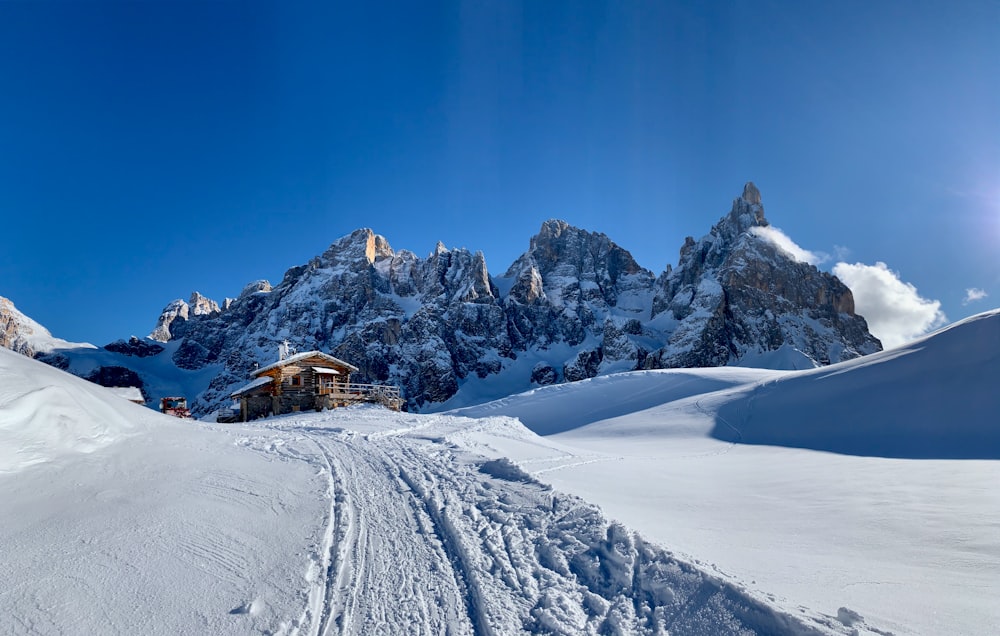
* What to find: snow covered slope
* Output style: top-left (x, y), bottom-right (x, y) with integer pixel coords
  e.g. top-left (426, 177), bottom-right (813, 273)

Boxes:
top-left (451, 309), bottom-right (1000, 635)
top-left (714, 308), bottom-right (1000, 457)
top-left (0, 346), bottom-right (141, 472)
top-left (1, 350), bottom-right (845, 635)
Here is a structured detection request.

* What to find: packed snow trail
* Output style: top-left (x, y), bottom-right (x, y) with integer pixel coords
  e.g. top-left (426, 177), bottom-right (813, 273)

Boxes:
top-left (237, 408), bottom-right (842, 636)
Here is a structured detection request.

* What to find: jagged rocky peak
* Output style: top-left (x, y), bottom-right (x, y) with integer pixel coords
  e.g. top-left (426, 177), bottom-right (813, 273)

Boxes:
top-left (148, 291), bottom-right (222, 342)
top-left (239, 280), bottom-right (272, 298)
top-left (647, 182), bottom-right (881, 369)
top-left (505, 219), bottom-right (652, 307)
top-left (519, 219), bottom-right (645, 278)
top-left (148, 298), bottom-right (189, 342)
top-left (715, 181), bottom-right (769, 244)
top-left (422, 245), bottom-right (496, 303)
top-left (189, 292), bottom-right (221, 317)
top-left (321, 228), bottom-right (394, 267)
top-left (741, 181), bottom-right (762, 206)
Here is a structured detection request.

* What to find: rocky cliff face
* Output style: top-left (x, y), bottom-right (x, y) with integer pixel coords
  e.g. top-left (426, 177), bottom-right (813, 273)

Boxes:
top-left (34, 183), bottom-right (881, 415)
top-left (644, 183), bottom-right (881, 369)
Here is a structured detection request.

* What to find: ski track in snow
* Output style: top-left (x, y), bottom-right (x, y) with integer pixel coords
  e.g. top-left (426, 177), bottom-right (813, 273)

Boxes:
top-left (227, 409), bottom-right (847, 636)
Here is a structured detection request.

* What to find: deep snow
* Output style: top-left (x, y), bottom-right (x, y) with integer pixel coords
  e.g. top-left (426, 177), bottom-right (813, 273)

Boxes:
top-left (0, 347), bottom-right (838, 635)
top-left (3, 310), bottom-right (998, 635)
top-left (454, 309), bottom-right (1000, 635)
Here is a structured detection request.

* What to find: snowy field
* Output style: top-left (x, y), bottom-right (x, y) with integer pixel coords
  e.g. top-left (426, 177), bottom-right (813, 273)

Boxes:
top-left (2, 346), bottom-right (840, 635)
top-left (1, 310), bottom-right (997, 635)
top-left (456, 310), bottom-right (1000, 636)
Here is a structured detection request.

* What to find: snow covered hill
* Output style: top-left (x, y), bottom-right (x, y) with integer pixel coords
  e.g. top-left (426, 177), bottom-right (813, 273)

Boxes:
top-left (714, 308), bottom-right (1000, 458)
top-left (1, 343), bottom-right (848, 635)
top-left (452, 308), bottom-right (1000, 635)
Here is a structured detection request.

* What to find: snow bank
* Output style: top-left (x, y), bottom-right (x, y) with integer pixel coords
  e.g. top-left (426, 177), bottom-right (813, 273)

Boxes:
top-left (716, 309), bottom-right (1000, 457)
top-left (452, 367), bottom-right (779, 435)
top-left (0, 347), bottom-right (145, 472)
top-left (462, 310), bottom-right (1000, 459)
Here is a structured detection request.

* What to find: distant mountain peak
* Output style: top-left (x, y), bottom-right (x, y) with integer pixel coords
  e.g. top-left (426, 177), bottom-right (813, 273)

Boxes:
top-left (321, 228), bottom-right (393, 266)
top-left (741, 181), bottom-right (762, 206)
top-left (720, 181), bottom-right (769, 238)
top-left (43, 183), bottom-right (884, 414)
top-left (0, 296), bottom-right (93, 356)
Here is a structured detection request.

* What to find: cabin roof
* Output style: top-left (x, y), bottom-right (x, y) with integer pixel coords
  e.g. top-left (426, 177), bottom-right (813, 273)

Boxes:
top-left (253, 350), bottom-right (360, 376)
top-left (230, 376), bottom-right (274, 398)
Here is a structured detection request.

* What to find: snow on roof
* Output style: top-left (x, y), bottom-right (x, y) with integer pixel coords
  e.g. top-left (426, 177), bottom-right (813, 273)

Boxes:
top-left (311, 366), bottom-right (340, 374)
top-left (106, 386), bottom-right (145, 403)
top-left (254, 350), bottom-right (359, 376)
top-left (230, 376), bottom-right (274, 397)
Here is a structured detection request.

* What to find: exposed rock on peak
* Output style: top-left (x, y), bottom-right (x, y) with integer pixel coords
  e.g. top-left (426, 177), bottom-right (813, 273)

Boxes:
top-left (189, 292), bottom-right (221, 317)
top-left (500, 220), bottom-right (655, 356)
top-left (741, 181), bottom-right (762, 206)
top-left (1, 296), bottom-right (92, 356)
top-left (148, 298), bottom-right (189, 342)
top-left (322, 228), bottom-right (394, 267)
top-left (240, 280), bottom-right (272, 298)
top-left (57, 184), bottom-right (883, 414)
top-left (647, 184), bottom-right (880, 369)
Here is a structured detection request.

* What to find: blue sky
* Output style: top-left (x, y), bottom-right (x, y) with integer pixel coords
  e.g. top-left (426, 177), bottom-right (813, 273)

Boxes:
top-left (1, 1), bottom-right (997, 346)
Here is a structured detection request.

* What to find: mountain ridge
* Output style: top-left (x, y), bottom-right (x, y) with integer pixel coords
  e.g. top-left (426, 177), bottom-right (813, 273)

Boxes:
top-left (11, 183), bottom-right (882, 414)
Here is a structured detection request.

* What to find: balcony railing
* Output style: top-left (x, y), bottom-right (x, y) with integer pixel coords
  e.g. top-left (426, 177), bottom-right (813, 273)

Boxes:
top-left (318, 381), bottom-right (402, 410)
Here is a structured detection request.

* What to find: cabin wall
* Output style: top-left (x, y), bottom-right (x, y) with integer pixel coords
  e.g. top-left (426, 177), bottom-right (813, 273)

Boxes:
top-left (242, 395), bottom-right (276, 421)
top-left (238, 357), bottom-right (358, 420)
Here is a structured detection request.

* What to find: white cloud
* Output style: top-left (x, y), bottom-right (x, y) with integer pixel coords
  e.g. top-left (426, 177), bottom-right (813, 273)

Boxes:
top-left (832, 261), bottom-right (947, 349)
top-left (963, 288), bottom-right (988, 305)
top-left (750, 226), bottom-right (829, 265)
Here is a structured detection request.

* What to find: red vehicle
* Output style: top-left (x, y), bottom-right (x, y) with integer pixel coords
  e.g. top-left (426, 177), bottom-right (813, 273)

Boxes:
top-left (160, 396), bottom-right (192, 419)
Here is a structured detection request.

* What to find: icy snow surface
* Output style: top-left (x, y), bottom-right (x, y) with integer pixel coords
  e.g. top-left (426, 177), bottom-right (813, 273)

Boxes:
top-left (454, 309), bottom-right (1000, 636)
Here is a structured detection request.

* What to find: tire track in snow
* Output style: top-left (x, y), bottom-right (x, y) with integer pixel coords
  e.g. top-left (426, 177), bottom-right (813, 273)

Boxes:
top-left (252, 412), bottom-right (845, 636)
top-left (295, 430), bottom-right (475, 636)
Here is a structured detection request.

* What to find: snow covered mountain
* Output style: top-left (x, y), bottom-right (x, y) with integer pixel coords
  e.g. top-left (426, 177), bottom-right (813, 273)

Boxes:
top-left (644, 182), bottom-right (880, 369)
top-left (16, 183), bottom-right (881, 414)
top-left (0, 295), bottom-right (95, 357)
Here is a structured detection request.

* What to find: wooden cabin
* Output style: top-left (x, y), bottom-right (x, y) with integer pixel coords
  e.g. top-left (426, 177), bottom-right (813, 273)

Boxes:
top-left (229, 349), bottom-right (401, 421)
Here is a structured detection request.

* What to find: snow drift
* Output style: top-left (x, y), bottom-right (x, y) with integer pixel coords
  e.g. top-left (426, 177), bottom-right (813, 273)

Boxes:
top-left (714, 309), bottom-right (1000, 458)
top-left (0, 347), bottom-right (144, 472)
top-left (460, 309), bottom-right (1000, 459)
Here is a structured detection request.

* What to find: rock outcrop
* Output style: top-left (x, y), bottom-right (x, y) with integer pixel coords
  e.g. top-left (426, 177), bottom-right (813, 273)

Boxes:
top-left (644, 183), bottom-right (880, 369)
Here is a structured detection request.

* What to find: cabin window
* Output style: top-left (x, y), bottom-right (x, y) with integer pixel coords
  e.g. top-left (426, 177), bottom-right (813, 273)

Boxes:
top-left (289, 375), bottom-right (302, 387)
